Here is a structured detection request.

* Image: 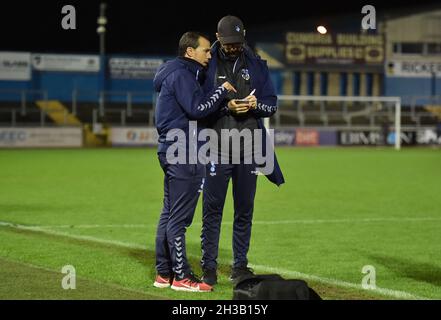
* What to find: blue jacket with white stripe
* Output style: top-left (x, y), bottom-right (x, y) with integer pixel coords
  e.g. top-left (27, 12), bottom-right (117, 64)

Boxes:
top-left (203, 42), bottom-right (285, 186)
top-left (153, 57), bottom-right (228, 154)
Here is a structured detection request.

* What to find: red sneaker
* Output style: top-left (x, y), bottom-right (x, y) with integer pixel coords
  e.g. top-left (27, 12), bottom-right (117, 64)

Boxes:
top-left (171, 274), bottom-right (213, 292)
top-left (153, 274), bottom-right (172, 288)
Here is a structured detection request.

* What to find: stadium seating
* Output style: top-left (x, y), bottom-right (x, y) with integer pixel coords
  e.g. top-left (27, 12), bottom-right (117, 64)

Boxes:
top-left (0, 90), bottom-right (439, 129)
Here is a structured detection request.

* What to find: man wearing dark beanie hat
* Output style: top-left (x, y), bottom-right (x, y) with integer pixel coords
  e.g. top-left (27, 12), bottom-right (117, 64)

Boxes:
top-left (200, 15), bottom-right (285, 287)
top-left (217, 15), bottom-right (246, 46)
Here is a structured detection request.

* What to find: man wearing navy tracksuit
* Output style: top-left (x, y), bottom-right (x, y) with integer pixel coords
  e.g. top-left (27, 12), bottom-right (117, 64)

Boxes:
top-left (153, 31), bottom-right (236, 292)
top-left (200, 16), bottom-right (285, 286)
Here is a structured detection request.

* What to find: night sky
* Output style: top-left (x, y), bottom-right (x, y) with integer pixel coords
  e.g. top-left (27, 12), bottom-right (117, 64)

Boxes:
top-left (0, 0), bottom-right (439, 56)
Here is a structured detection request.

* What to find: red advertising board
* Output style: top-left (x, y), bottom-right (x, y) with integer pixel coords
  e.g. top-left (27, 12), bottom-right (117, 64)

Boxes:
top-left (296, 129), bottom-right (319, 146)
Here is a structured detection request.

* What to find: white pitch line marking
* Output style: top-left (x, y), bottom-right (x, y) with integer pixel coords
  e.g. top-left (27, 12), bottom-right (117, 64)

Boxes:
top-left (24, 217), bottom-right (441, 229)
top-left (0, 220), bottom-right (430, 300)
top-left (248, 264), bottom-right (428, 300)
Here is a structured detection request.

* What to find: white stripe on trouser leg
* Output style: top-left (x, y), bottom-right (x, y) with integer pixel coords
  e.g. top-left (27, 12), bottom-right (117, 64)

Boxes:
top-left (174, 236), bottom-right (184, 278)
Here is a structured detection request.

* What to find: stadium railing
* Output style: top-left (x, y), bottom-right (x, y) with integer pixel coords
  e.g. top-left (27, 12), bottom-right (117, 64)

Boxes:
top-left (1, 89), bottom-right (440, 147)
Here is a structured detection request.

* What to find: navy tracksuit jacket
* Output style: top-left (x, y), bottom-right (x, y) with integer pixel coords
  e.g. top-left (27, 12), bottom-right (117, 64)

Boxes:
top-left (153, 57), bottom-right (228, 279)
top-left (200, 43), bottom-right (285, 270)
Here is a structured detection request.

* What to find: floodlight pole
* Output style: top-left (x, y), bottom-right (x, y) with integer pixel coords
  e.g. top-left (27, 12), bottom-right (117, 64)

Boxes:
top-left (97, 3), bottom-right (107, 117)
top-left (98, 3), bottom-right (107, 57)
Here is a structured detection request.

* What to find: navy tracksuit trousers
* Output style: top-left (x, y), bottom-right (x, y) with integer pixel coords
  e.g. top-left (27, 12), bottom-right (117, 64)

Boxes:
top-left (155, 153), bottom-right (205, 280)
top-left (201, 161), bottom-right (258, 270)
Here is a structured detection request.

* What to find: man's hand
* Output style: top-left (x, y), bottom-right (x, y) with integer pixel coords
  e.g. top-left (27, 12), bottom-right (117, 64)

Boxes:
top-left (221, 81), bottom-right (237, 93)
top-left (228, 99), bottom-right (250, 114)
top-left (244, 95), bottom-right (257, 110)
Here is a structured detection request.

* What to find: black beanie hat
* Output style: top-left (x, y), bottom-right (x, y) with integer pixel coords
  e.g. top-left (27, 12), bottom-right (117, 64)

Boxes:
top-left (217, 15), bottom-right (245, 45)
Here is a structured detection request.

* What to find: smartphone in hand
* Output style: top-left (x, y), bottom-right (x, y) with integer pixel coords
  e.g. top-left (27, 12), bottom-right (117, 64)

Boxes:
top-left (235, 99), bottom-right (250, 105)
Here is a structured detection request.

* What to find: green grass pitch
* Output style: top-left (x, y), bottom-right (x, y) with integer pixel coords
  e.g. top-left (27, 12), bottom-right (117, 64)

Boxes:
top-left (0, 147), bottom-right (440, 300)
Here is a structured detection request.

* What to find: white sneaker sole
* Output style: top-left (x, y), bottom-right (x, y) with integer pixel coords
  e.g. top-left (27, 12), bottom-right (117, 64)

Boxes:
top-left (170, 285), bottom-right (211, 292)
top-left (153, 281), bottom-right (170, 288)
